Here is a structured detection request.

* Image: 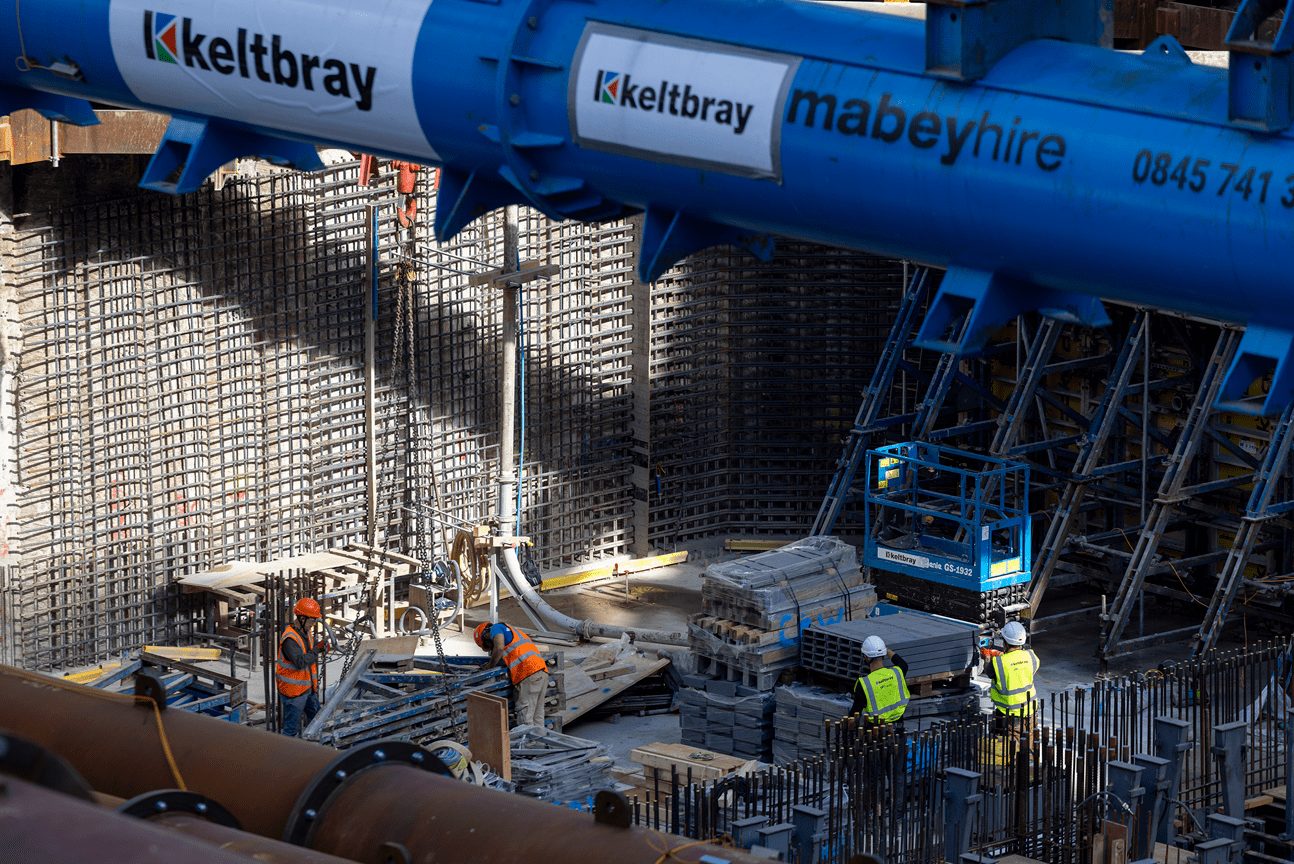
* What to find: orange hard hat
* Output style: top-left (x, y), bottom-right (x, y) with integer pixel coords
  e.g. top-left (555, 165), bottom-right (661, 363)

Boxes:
top-left (293, 598), bottom-right (322, 619)
top-left (473, 622), bottom-right (491, 649)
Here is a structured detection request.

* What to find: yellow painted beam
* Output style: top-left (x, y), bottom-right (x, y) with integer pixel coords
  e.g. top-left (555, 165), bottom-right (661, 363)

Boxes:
top-left (541, 551), bottom-right (689, 591)
top-left (722, 539), bottom-right (790, 552)
top-left (142, 645), bottom-right (223, 662)
top-left (63, 662), bottom-right (122, 685)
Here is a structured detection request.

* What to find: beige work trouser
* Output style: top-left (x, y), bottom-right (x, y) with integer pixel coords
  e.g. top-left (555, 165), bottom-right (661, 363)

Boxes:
top-left (515, 669), bottom-right (549, 727)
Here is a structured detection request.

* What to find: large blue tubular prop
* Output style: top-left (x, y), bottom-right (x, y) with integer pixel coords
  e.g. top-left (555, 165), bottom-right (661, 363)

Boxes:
top-left (4, 0), bottom-right (1294, 411)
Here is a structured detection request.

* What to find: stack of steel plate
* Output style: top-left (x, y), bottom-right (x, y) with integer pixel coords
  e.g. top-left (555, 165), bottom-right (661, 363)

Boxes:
top-left (800, 607), bottom-right (978, 684)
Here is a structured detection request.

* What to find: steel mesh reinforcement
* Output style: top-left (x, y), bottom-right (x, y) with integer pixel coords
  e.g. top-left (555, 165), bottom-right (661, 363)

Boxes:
top-left (0, 159), bottom-right (899, 669)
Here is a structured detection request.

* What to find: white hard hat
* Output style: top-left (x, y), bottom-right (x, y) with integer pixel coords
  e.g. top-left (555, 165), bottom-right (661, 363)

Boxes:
top-left (1002, 621), bottom-right (1028, 646)
top-left (861, 635), bottom-right (887, 658)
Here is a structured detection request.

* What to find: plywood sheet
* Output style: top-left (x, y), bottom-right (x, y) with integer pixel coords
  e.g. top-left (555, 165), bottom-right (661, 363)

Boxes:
top-left (467, 691), bottom-right (511, 781)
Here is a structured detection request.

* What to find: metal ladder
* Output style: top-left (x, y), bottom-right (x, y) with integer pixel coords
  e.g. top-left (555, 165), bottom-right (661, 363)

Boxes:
top-left (1193, 401), bottom-right (1294, 655)
top-left (811, 267), bottom-right (933, 536)
top-left (1028, 311), bottom-right (1149, 617)
top-left (1099, 327), bottom-right (1242, 657)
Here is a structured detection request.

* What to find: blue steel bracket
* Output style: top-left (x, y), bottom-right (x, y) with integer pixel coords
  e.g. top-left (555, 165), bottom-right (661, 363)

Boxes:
top-left (1194, 839), bottom-right (1235, 864)
top-left (1206, 813), bottom-right (1248, 861)
top-left (434, 167), bottom-right (527, 242)
top-left (1153, 717), bottom-right (1193, 846)
top-left (925, 0), bottom-right (1114, 82)
top-left (1132, 754), bottom-right (1172, 857)
top-left (943, 768), bottom-right (982, 863)
top-left (1226, 0), bottom-right (1294, 132)
top-left (915, 268), bottom-right (1111, 354)
top-left (638, 207), bottom-right (775, 283)
top-left (140, 114), bottom-right (324, 195)
top-left (1107, 761), bottom-right (1147, 853)
top-left (1210, 721), bottom-right (1248, 819)
top-left (0, 86), bottom-right (98, 126)
top-left (1216, 325), bottom-right (1294, 415)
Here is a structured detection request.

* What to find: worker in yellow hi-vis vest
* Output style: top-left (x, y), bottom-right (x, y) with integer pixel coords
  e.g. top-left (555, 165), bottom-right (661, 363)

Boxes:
top-left (982, 621), bottom-right (1040, 752)
top-left (849, 635), bottom-right (910, 732)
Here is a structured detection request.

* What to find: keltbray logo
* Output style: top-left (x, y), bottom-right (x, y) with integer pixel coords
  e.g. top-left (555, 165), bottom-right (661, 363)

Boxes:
top-left (140, 11), bottom-right (378, 111)
top-left (598, 71), bottom-right (621, 104)
top-left (591, 68), bottom-right (755, 136)
top-left (147, 12), bottom-right (178, 64)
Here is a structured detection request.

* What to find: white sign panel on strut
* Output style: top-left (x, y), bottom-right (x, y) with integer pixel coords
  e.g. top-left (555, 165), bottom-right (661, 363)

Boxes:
top-left (108, 0), bottom-right (439, 160)
top-left (570, 23), bottom-right (798, 180)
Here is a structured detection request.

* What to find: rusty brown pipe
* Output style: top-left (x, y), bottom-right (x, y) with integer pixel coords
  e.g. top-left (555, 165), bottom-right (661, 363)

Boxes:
top-left (147, 813), bottom-right (360, 864)
top-left (0, 775), bottom-right (269, 864)
top-left (0, 665), bottom-right (755, 864)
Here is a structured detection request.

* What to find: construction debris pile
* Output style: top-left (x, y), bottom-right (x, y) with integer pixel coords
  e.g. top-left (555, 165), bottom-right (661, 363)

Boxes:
top-left (303, 650), bottom-right (510, 749)
top-left (678, 537), bottom-right (876, 760)
top-left (509, 724), bottom-right (613, 804)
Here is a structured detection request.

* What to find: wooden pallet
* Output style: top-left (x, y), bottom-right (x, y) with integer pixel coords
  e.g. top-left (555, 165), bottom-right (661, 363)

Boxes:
top-left (689, 614), bottom-right (786, 648)
top-left (630, 742), bottom-right (750, 782)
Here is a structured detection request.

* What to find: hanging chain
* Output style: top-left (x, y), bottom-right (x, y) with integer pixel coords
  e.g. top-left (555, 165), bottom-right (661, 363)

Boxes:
top-left (342, 192), bottom-right (409, 679)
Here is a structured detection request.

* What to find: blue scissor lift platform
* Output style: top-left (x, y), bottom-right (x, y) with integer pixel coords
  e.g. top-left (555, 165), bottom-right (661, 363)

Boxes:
top-left (864, 443), bottom-right (1031, 594)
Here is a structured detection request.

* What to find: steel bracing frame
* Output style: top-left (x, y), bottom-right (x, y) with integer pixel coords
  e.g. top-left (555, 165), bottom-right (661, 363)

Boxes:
top-left (818, 267), bottom-right (1294, 649)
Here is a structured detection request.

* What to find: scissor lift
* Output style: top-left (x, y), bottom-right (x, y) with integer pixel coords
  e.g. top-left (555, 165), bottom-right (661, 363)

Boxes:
top-left (864, 443), bottom-right (1032, 596)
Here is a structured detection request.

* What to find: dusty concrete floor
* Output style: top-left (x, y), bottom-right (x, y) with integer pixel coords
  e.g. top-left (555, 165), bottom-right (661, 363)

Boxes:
top-left (56, 539), bottom-right (1254, 775)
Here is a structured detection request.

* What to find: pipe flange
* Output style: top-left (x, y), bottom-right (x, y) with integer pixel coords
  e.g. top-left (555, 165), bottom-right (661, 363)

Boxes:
top-left (593, 789), bottom-right (631, 828)
top-left (118, 789), bottom-right (240, 828)
top-left (0, 731), bottom-right (94, 800)
top-left (283, 740), bottom-right (451, 847)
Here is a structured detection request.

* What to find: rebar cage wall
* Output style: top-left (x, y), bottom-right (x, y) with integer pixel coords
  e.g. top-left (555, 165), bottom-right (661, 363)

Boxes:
top-left (0, 158), bottom-right (903, 669)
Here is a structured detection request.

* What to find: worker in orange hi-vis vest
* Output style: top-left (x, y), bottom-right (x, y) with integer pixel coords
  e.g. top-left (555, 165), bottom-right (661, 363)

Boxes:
top-left (474, 621), bottom-right (549, 727)
top-left (277, 597), bottom-right (324, 737)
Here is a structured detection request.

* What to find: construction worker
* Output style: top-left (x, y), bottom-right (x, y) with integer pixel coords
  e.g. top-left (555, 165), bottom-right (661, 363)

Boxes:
top-left (982, 620), bottom-right (1040, 747)
top-left (474, 621), bottom-right (549, 727)
top-left (277, 597), bottom-right (323, 737)
top-left (850, 635), bottom-right (910, 730)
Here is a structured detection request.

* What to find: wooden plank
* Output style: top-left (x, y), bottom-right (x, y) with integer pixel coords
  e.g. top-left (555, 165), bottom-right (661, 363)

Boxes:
top-left (1103, 820), bottom-right (1128, 864)
top-left (142, 645), bottom-right (222, 662)
top-left (1152, 842), bottom-right (1193, 863)
top-left (630, 742), bottom-right (748, 779)
top-left (559, 655), bottom-right (669, 726)
top-left (588, 664), bottom-right (635, 682)
top-left (467, 692), bottom-right (511, 781)
top-left (723, 539), bottom-right (791, 552)
top-left (1246, 793), bottom-right (1276, 810)
top-left (63, 662), bottom-right (123, 685)
top-left (541, 551), bottom-right (689, 592)
top-left (359, 636), bottom-right (419, 660)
